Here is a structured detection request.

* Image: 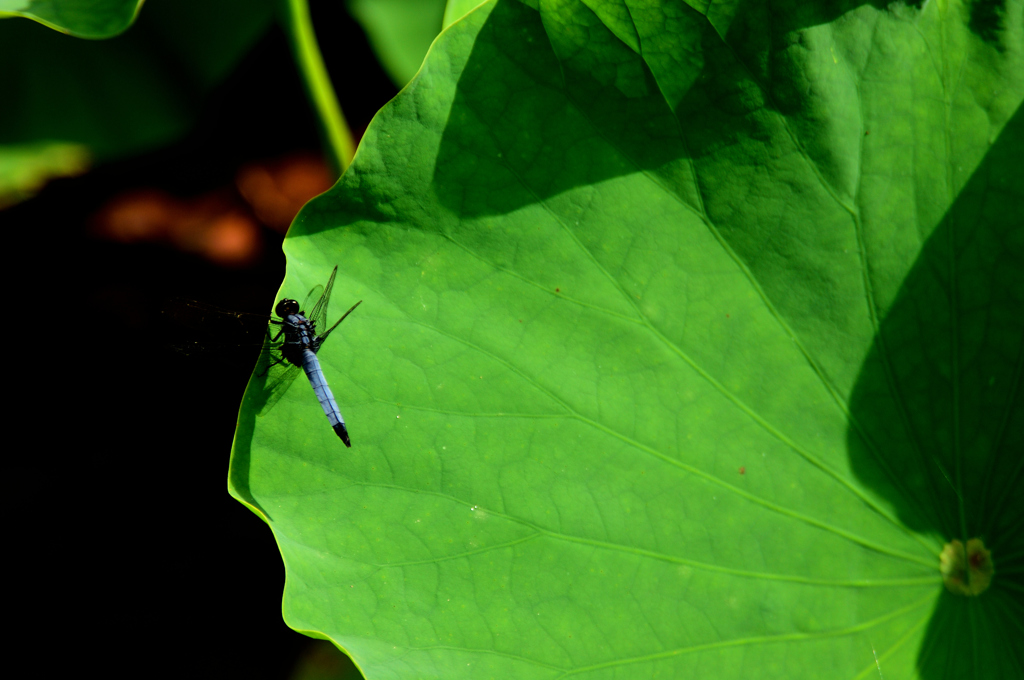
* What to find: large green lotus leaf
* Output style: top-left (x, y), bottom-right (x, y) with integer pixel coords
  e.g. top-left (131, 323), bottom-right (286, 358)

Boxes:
top-left (229, 1), bottom-right (1023, 678)
top-left (0, 0), bottom-right (142, 38)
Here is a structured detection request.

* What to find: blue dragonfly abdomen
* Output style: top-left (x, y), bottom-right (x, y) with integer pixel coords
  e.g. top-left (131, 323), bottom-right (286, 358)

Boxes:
top-left (276, 309), bottom-right (353, 446)
top-left (265, 267), bottom-right (362, 447)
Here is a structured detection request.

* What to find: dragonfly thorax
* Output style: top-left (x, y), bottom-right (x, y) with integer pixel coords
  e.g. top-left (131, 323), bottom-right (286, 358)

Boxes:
top-left (279, 313), bottom-right (319, 365)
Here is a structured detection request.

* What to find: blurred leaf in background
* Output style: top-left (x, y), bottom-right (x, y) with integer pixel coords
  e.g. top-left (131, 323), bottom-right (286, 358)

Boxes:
top-left (346, 0), bottom-right (446, 88)
top-left (0, 0), bottom-right (143, 37)
top-left (0, 0), bottom-right (275, 206)
top-left (346, 0), bottom-right (490, 88)
top-left (0, 140), bottom-right (89, 208)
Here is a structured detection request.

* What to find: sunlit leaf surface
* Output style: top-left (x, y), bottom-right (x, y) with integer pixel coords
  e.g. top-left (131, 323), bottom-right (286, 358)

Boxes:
top-left (231, 1), bottom-right (1024, 678)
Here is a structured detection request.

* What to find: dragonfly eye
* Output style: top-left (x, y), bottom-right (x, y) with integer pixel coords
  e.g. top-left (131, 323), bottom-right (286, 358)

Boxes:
top-left (275, 298), bottom-right (300, 316)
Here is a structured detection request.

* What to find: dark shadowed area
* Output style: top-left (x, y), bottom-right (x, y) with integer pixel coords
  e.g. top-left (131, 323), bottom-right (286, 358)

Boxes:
top-left (5, 2), bottom-right (394, 677)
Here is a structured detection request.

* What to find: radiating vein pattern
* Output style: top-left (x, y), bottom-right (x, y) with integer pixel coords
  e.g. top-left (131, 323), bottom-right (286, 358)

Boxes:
top-left (235, 1), bottom-right (1024, 678)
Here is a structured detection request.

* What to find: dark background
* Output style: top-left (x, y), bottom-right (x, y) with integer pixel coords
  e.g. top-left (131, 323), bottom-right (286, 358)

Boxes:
top-left (6, 3), bottom-right (396, 677)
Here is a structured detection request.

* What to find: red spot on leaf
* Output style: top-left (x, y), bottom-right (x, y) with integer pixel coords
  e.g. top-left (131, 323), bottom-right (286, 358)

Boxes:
top-left (555, 288), bottom-right (560, 293)
top-left (739, 466), bottom-right (746, 475)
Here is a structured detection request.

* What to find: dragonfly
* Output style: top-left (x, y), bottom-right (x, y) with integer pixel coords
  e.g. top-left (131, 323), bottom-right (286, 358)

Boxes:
top-left (168, 266), bottom-right (362, 446)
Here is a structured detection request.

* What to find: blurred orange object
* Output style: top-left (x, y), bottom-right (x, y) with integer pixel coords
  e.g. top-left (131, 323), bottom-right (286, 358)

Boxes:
top-left (92, 188), bottom-right (262, 267)
top-left (236, 153), bottom-right (333, 232)
top-left (90, 152), bottom-right (332, 266)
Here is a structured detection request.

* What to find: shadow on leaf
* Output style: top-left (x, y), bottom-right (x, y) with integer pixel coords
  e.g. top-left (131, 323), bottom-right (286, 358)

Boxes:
top-left (847, 103), bottom-right (1023, 677)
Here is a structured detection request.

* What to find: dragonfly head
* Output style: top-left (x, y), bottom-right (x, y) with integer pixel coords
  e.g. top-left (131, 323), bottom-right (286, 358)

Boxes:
top-left (275, 298), bottom-right (300, 317)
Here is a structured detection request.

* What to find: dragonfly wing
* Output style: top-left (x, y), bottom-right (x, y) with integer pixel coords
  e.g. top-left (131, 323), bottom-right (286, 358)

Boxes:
top-left (163, 298), bottom-right (274, 357)
top-left (164, 297), bottom-right (307, 417)
top-left (317, 299), bottom-right (362, 344)
top-left (255, 360), bottom-right (302, 416)
top-left (300, 284), bottom-right (323, 319)
top-left (304, 265), bottom-right (338, 331)
top-left (164, 298), bottom-right (273, 334)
